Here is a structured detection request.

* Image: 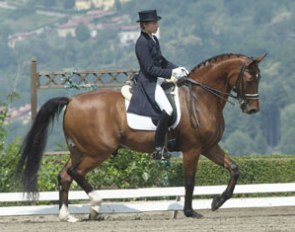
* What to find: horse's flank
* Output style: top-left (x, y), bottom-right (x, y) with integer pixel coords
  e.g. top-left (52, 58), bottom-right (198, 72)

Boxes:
top-left (64, 89), bottom-right (155, 156)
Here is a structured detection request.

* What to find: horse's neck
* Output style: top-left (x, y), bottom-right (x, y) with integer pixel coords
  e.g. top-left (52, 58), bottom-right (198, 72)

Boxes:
top-left (193, 58), bottom-right (244, 92)
top-left (189, 59), bottom-right (243, 110)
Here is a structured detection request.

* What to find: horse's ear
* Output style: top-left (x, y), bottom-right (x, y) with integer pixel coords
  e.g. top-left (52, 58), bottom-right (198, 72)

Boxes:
top-left (253, 53), bottom-right (267, 64)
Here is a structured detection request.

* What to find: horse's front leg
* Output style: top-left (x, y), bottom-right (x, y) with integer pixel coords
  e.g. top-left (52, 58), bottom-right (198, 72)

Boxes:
top-left (182, 150), bottom-right (203, 218)
top-left (203, 144), bottom-right (240, 211)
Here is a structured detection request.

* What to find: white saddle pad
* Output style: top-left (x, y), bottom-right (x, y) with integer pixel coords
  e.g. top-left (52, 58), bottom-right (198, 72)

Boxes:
top-left (124, 86), bottom-right (181, 131)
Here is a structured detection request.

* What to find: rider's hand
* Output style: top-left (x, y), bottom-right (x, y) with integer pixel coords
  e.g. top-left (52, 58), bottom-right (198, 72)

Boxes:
top-left (179, 67), bottom-right (189, 75)
top-left (172, 67), bottom-right (188, 79)
top-left (169, 76), bottom-right (178, 83)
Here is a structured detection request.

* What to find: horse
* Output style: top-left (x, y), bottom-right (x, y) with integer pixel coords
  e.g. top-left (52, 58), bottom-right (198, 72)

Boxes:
top-left (16, 53), bottom-right (266, 222)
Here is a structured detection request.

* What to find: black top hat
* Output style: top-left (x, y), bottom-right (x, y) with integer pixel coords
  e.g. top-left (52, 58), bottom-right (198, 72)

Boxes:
top-left (136, 9), bottom-right (162, 23)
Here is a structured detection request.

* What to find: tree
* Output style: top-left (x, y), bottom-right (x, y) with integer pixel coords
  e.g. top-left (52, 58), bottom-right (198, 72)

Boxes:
top-left (0, 25), bottom-right (12, 42)
top-left (0, 101), bottom-right (8, 152)
top-left (0, 42), bottom-right (16, 68)
top-left (280, 103), bottom-right (295, 133)
top-left (223, 130), bottom-right (255, 156)
top-left (64, 0), bottom-right (75, 9)
top-left (279, 129), bottom-right (295, 154)
top-left (114, 0), bottom-right (122, 11)
top-left (253, 131), bottom-right (268, 154)
top-left (278, 104), bottom-right (295, 154)
top-left (75, 24), bottom-right (90, 43)
top-left (39, 0), bottom-right (56, 8)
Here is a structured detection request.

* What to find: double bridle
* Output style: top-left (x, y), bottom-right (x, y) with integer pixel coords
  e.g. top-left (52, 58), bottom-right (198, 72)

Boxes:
top-left (234, 61), bottom-right (259, 105)
top-left (180, 60), bottom-right (259, 106)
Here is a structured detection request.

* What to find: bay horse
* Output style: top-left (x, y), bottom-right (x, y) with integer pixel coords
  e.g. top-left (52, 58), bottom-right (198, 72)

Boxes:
top-left (16, 53), bottom-right (266, 222)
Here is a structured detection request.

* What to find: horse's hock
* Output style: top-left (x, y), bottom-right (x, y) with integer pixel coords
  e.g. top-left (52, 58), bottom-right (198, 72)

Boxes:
top-left (30, 57), bottom-right (138, 120)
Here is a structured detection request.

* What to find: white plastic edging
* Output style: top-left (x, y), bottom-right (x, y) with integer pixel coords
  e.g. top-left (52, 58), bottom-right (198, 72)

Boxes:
top-left (1, 183), bottom-right (295, 203)
top-left (0, 183), bottom-right (294, 216)
top-left (1, 196), bottom-right (295, 216)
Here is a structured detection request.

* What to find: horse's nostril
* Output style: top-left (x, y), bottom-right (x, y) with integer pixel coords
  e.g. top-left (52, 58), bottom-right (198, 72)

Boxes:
top-left (248, 109), bottom-right (258, 114)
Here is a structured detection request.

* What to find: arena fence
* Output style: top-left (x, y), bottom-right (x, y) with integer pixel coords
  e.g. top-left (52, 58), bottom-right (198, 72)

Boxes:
top-left (0, 183), bottom-right (294, 217)
top-left (30, 57), bottom-right (138, 119)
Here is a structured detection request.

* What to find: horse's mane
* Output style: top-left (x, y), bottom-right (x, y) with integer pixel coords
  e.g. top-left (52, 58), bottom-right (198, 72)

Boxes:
top-left (191, 53), bottom-right (249, 72)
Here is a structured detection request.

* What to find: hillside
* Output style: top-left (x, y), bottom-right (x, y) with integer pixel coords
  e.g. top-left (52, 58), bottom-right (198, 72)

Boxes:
top-left (1, 0), bottom-right (295, 154)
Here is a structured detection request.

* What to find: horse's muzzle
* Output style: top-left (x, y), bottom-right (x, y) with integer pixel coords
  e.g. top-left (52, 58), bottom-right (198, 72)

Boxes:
top-left (247, 108), bottom-right (259, 114)
top-left (241, 103), bottom-right (259, 114)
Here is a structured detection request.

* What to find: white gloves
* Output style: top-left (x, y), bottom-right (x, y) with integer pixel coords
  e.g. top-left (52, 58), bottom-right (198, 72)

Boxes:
top-left (172, 67), bottom-right (189, 79)
top-left (180, 67), bottom-right (189, 75)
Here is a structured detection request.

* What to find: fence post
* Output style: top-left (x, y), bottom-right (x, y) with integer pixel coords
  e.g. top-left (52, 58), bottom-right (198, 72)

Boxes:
top-left (30, 57), bottom-right (38, 120)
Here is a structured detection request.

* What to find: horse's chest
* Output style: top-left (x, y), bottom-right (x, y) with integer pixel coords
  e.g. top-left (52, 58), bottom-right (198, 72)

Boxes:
top-left (200, 116), bottom-right (224, 140)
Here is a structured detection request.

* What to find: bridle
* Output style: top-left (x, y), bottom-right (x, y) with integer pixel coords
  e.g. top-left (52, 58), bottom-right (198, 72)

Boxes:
top-left (180, 59), bottom-right (259, 107)
top-left (234, 61), bottom-right (259, 106)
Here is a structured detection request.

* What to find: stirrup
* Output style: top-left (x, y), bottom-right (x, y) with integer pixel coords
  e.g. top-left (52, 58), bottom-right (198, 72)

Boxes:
top-left (152, 146), bottom-right (171, 160)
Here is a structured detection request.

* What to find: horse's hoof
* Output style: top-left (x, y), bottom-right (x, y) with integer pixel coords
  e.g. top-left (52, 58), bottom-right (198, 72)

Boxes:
top-left (59, 214), bottom-right (80, 223)
top-left (89, 212), bottom-right (105, 221)
top-left (67, 215), bottom-right (80, 223)
top-left (191, 211), bottom-right (204, 219)
top-left (89, 207), bottom-right (99, 220)
top-left (59, 204), bottom-right (80, 222)
top-left (211, 195), bottom-right (225, 211)
top-left (184, 209), bottom-right (204, 219)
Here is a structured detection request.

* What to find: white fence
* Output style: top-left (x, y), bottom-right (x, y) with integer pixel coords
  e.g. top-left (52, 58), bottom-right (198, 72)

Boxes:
top-left (0, 183), bottom-right (294, 216)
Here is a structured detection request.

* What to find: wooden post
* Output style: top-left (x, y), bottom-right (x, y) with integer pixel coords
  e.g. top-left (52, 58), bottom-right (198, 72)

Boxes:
top-left (30, 57), bottom-right (38, 120)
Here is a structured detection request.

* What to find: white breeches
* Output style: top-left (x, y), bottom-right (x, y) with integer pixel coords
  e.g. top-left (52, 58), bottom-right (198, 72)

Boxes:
top-left (155, 80), bottom-right (173, 116)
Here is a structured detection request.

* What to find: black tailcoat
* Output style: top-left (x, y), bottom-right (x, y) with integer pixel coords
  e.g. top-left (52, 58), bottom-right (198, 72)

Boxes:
top-left (128, 31), bottom-right (177, 119)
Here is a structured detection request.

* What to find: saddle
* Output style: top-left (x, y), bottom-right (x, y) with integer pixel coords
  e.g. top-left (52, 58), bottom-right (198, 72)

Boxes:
top-left (121, 78), bottom-right (181, 131)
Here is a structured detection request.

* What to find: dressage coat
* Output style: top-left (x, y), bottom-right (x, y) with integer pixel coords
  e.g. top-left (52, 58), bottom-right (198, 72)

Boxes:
top-left (128, 31), bottom-right (177, 119)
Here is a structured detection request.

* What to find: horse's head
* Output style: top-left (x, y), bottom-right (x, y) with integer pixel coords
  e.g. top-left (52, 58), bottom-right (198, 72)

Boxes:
top-left (233, 54), bottom-right (267, 114)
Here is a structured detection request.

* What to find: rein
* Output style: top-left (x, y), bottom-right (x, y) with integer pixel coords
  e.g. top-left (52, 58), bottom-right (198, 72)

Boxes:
top-left (179, 61), bottom-right (254, 106)
top-left (179, 78), bottom-right (238, 106)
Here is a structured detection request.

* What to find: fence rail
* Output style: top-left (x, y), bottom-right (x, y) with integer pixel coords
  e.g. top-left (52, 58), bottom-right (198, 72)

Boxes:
top-left (1, 183), bottom-right (294, 216)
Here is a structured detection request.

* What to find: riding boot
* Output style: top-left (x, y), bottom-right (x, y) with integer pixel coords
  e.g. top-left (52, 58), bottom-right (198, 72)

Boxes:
top-left (153, 110), bottom-right (171, 160)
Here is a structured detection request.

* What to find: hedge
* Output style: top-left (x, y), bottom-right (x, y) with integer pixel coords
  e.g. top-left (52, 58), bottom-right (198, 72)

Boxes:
top-left (1, 149), bottom-right (295, 192)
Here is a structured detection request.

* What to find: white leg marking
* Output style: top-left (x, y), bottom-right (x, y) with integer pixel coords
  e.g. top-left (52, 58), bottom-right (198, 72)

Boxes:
top-left (59, 204), bottom-right (79, 223)
top-left (88, 191), bottom-right (102, 213)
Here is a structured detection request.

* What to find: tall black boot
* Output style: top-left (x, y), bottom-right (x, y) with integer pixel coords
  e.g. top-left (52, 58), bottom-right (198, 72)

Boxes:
top-left (153, 110), bottom-right (171, 160)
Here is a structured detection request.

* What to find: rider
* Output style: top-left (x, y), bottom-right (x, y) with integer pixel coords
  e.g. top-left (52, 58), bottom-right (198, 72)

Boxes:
top-left (135, 9), bottom-right (189, 159)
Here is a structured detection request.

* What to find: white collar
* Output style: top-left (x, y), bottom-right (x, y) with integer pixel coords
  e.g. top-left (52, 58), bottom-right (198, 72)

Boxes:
top-left (149, 35), bottom-right (156, 43)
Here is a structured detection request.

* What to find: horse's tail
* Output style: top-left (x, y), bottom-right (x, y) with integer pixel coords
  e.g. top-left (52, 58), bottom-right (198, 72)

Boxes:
top-left (15, 97), bottom-right (69, 199)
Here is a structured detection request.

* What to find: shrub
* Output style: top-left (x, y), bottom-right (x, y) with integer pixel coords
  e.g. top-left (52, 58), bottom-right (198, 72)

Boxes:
top-left (38, 150), bottom-right (173, 191)
top-left (1, 148), bottom-right (295, 192)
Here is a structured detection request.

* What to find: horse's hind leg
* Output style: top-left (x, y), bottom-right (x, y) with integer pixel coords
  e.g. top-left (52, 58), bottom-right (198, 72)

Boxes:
top-left (58, 159), bottom-right (79, 222)
top-left (203, 144), bottom-right (240, 211)
top-left (67, 155), bottom-right (107, 219)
